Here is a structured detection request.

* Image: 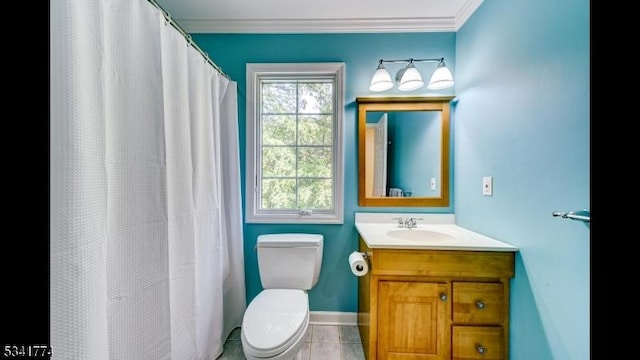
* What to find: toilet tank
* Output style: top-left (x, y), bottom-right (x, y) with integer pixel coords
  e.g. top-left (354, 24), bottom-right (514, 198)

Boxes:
top-left (257, 233), bottom-right (323, 290)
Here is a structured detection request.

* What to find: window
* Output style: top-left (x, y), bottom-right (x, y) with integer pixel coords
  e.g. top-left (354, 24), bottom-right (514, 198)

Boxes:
top-left (246, 63), bottom-right (345, 224)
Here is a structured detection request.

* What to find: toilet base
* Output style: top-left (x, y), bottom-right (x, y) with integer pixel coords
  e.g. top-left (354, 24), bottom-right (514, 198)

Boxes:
top-left (241, 318), bottom-right (309, 360)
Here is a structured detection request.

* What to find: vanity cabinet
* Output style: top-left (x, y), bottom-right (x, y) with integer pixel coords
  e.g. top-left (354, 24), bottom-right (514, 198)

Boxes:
top-left (358, 239), bottom-right (515, 360)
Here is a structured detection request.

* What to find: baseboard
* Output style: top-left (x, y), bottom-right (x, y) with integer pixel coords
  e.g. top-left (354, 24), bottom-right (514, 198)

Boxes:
top-left (309, 311), bottom-right (358, 325)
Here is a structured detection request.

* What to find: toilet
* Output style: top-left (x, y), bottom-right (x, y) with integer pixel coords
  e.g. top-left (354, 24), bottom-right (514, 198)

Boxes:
top-left (241, 233), bottom-right (324, 360)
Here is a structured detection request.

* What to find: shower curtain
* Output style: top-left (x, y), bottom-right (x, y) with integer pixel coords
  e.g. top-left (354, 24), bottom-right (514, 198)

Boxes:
top-left (50, 1), bottom-right (246, 359)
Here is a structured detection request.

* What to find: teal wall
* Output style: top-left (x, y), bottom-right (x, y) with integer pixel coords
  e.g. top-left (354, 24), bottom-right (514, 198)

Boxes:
top-left (193, 2), bottom-right (590, 355)
top-left (192, 33), bottom-right (456, 313)
top-left (454, 1), bottom-right (589, 360)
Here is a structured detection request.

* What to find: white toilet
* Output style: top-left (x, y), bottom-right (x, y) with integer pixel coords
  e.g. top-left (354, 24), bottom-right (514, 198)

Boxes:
top-left (241, 233), bottom-right (324, 360)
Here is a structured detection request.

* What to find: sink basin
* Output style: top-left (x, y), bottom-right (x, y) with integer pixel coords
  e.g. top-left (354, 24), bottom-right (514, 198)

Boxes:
top-left (386, 229), bottom-right (457, 241)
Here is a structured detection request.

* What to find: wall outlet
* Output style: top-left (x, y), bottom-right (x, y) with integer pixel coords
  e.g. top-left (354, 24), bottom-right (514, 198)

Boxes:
top-left (482, 176), bottom-right (493, 196)
top-left (430, 177), bottom-right (436, 191)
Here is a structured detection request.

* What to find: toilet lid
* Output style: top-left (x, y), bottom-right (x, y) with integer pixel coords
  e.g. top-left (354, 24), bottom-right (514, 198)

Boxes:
top-left (242, 289), bottom-right (308, 357)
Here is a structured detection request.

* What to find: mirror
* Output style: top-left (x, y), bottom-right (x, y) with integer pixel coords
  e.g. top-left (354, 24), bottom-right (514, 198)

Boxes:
top-left (357, 96), bottom-right (454, 207)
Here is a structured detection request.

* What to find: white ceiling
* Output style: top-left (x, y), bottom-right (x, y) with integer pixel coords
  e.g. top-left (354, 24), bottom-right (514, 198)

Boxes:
top-left (153, 0), bottom-right (484, 33)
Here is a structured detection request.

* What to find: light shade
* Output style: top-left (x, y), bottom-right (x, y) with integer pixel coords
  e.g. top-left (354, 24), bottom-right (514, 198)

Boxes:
top-left (397, 62), bottom-right (424, 91)
top-left (369, 58), bottom-right (454, 92)
top-left (368, 63), bottom-right (394, 92)
top-left (427, 61), bottom-right (454, 90)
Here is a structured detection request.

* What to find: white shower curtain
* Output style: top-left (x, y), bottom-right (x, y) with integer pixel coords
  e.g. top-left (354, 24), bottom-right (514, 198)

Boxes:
top-left (50, 1), bottom-right (246, 359)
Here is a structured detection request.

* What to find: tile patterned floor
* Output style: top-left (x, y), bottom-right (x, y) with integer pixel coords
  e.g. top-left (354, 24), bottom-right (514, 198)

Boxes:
top-left (217, 324), bottom-right (365, 360)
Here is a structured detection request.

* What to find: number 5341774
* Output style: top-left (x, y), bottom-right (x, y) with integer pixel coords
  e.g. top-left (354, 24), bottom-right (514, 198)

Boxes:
top-left (3, 345), bottom-right (53, 357)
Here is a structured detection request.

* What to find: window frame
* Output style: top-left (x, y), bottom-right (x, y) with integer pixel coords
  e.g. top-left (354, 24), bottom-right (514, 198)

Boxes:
top-left (245, 63), bottom-right (345, 224)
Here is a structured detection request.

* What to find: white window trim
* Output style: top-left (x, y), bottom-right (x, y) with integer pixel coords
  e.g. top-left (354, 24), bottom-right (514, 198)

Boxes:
top-left (245, 62), bottom-right (345, 224)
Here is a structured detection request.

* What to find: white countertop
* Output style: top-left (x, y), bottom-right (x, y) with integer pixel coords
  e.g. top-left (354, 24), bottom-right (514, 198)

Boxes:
top-left (355, 212), bottom-right (518, 252)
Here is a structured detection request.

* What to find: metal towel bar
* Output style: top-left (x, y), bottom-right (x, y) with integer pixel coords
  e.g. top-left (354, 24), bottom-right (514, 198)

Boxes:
top-left (552, 209), bottom-right (590, 222)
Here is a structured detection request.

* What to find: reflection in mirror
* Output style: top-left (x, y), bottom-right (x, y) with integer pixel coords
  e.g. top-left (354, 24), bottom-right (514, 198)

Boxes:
top-left (357, 96), bottom-right (454, 207)
top-left (366, 111), bottom-right (441, 198)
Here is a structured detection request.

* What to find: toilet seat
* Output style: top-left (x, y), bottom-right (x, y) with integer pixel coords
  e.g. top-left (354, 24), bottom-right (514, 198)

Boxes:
top-left (241, 289), bottom-right (309, 358)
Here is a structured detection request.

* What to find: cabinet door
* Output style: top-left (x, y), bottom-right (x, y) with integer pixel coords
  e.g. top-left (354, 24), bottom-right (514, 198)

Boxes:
top-left (378, 281), bottom-right (448, 360)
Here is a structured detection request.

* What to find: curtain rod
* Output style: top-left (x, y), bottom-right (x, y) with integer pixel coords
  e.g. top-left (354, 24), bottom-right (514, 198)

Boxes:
top-left (146, 0), bottom-right (231, 81)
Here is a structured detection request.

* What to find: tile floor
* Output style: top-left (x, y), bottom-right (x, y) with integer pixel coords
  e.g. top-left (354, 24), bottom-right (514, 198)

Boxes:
top-left (217, 324), bottom-right (365, 360)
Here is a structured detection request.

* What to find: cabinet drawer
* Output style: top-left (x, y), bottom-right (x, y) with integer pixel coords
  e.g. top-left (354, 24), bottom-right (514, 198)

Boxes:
top-left (452, 326), bottom-right (504, 360)
top-left (373, 250), bottom-right (515, 278)
top-left (453, 282), bottom-right (504, 324)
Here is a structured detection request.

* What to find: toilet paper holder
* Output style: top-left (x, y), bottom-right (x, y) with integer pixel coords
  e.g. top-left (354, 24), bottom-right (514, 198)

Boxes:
top-left (349, 251), bottom-right (372, 276)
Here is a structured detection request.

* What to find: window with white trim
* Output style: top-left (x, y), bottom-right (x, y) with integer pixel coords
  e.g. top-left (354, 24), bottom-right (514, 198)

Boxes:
top-left (246, 63), bottom-right (344, 224)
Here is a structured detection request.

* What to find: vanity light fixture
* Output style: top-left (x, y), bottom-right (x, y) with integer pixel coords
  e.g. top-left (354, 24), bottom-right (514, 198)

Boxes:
top-left (368, 58), bottom-right (454, 92)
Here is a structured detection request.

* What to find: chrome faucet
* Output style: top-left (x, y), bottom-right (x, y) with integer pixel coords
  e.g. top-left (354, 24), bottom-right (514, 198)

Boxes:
top-left (391, 217), bottom-right (422, 229)
top-left (404, 217), bottom-right (417, 229)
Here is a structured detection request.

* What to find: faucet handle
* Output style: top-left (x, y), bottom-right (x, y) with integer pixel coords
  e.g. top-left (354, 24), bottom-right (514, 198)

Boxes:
top-left (391, 217), bottom-right (405, 227)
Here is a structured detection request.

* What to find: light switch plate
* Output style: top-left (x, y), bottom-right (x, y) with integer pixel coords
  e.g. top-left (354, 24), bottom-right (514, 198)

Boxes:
top-left (482, 176), bottom-right (493, 196)
top-left (430, 177), bottom-right (436, 191)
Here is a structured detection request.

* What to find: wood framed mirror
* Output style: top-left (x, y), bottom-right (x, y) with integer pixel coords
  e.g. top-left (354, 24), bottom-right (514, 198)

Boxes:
top-left (357, 96), bottom-right (454, 207)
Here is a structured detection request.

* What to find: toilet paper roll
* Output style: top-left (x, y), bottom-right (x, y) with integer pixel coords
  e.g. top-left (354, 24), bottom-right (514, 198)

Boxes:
top-left (348, 251), bottom-right (368, 277)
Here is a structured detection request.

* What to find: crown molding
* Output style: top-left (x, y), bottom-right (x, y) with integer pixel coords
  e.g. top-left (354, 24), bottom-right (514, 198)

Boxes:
top-left (455, 0), bottom-right (484, 29)
top-left (178, 17), bottom-right (460, 34)
top-left (164, 0), bottom-right (484, 34)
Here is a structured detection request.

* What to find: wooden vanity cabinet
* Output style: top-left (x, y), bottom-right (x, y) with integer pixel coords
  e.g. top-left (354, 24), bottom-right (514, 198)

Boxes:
top-left (358, 239), bottom-right (515, 360)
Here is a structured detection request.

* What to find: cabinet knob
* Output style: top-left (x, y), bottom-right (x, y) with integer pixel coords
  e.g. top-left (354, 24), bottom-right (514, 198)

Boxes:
top-left (476, 344), bottom-right (486, 354)
top-left (439, 293), bottom-right (447, 301)
top-left (475, 300), bottom-right (485, 309)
